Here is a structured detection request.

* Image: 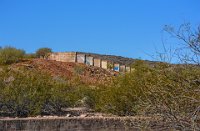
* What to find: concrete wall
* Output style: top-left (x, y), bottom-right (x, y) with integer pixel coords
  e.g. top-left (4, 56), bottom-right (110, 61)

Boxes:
top-left (125, 67), bottom-right (131, 72)
top-left (101, 60), bottom-right (108, 69)
top-left (49, 52), bottom-right (77, 63)
top-left (94, 59), bottom-right (101, 67)
top-left (48, 52), bottom-right (132, 73)
top-left (55, 53), bottom-right (66, 62)
top-left (86, 56), bottom-right (94, 66)
top-left (114, 64), bottom-right (120, 72)
top-left (48, 53), bottom-right (57, 60)
top-left (0, 117), bottom-right (154, 131)
top-left (77, 53), bottom-right (86, 64)
top-left (120, 65), bottom-right (126, 72)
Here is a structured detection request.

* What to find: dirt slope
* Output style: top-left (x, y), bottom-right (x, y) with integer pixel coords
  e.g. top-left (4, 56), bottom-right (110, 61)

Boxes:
top-left (14, 59), bottom-right (117, 84)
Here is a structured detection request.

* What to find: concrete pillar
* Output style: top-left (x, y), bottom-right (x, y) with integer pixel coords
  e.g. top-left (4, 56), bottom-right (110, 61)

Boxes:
top-left (120, 65), bottom-right (126, 72)
top-left (86, 56), bottom-right (94, 66)
top-left (125, 66), bottom-right (131, 73)
top-left (94, 58), bottom-right (101, 67)
top-left (101, 60), bottom-right (108, 69)
top-left (77, 53), bottom-right (86, 63)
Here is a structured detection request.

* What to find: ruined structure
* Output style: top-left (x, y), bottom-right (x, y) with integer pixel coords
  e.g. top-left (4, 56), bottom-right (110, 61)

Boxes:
top-left (0, 116), bottom-right (158, 131)
top-left (48, 52), bottom-right (132, 72)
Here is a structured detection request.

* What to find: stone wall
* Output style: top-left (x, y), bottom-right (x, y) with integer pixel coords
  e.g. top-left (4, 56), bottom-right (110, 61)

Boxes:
top-left (0, 117), bottom-right (156, 131)
top-left (48, 52), bottom-right (132, 73)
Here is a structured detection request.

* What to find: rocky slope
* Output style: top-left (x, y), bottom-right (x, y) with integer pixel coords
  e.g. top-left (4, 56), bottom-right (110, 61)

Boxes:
top-left (14, 58), bottom-right (117, 84)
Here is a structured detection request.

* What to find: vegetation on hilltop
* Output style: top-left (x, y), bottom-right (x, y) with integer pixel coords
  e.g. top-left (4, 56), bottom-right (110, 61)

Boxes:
top-left (35, 47), bottom-right (52, 58)
top-left (0, 46), bottom-right (25, 65)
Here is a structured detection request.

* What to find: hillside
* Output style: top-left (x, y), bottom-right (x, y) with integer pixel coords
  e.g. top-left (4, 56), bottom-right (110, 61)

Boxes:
top-left (0, 56), bottom-right (200, 130)
top-left (13, 58), bottom-right (117, 84)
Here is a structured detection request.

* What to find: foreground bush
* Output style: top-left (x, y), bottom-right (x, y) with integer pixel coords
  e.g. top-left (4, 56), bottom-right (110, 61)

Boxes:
top-left (89, 61), bottom-right (200, 129)
top-left (0, 47), bottom-right (25, 65)
top-left (0, 66), bottom-right (81, 117)
top-left (0, 60), bottom-right (199, 130)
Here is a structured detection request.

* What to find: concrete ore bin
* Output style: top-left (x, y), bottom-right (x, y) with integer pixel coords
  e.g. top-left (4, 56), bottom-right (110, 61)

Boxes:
top-left (101, 60), bottom-right (108, 69)
top-left (94, 59), bottom-right (101, 67)
top-left (50, 52), bottom-right (77, 62)
top-left (114, 64), bottom-right (120, 72)
top-left (86, 56), bottom-right (94, 66)
top-left (120, 65), bottom-right (126, 72)
top-left (77, 53), bottom-right (86, 63)
top-left (125, 66), bottom-right (131, 72)
top-left (57, 53), bottom-right (65, 62)
top-left (48, 53), bottom-right (57, 60)
top-left (64, 52), bottom-right (77, 62)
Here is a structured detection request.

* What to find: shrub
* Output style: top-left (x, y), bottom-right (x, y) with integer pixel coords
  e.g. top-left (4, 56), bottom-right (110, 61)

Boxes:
top-left (35, 47), bottom-right (52, 58)
top-left (93, 61), bottom-right (200, 120)
top-left (0, 47), bottom-right (25, 64)
top-left (0, 66), bottom-right (80, 117)
top-left (0, 58), bottom-right (200, 130)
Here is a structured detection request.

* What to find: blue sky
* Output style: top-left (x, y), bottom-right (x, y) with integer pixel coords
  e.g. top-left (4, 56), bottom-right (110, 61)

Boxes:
top-left (0, 0), bottom-right (199, 61)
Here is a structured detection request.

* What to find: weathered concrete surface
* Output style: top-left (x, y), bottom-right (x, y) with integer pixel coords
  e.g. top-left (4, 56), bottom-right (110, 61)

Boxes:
top-left (114, 64), bottom-right (120, 72)
top-left (48, 52), bottom-right (77, 63)
top-left (48, 52), bottom-right (135, 73)
top-left (120, 65), bottom-right (126, 72)
top-left (101, 60), bottom-right (108, 69)
top-left (0, 117), bottom-right (154, 131)
top-left (86, 56), bottom-right (94, 66)
top-left (77, 53), bottom-right (86, 63)
top-left (125, 67), bottom-right (131, 72)
top-left (94, 59), bottom-right (101, 67)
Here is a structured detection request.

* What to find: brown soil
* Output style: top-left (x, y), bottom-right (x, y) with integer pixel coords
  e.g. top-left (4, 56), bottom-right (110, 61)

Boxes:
top-left (14, 59), bottom-right (118, 85)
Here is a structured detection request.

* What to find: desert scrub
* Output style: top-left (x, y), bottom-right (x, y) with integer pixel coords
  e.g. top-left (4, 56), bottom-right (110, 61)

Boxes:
top-left (0, 66), bottom-right (80, 117)
top-left (93, 61), bottom-right (200, 120)
top-left (0, 46), bottom-right (25, 65)
top-left (0, 60), bottom-right (200, 127)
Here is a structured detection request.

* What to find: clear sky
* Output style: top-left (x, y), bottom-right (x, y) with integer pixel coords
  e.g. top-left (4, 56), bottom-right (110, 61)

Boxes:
top-left (0, 0), bottom-right (199, 61)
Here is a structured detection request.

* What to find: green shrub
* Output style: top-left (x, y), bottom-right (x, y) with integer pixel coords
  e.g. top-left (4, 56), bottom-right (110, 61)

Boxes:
top-left (93, 61), bottom-right (200, 119)
top-left (0, 66), bottom-right (80, 117)
top-left (35, 47), bottom-right (52, 58)
top-left (0, 59), bottom-right (199, 126)
top-left (0, 46), bottom-right (25, 65)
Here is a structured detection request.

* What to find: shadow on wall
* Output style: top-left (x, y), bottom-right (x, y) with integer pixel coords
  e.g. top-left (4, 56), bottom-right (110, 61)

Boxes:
top-left (48, 52), bottom-right (132, 73)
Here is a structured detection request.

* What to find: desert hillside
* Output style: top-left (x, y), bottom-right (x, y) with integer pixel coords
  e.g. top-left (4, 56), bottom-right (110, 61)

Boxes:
top-left (13, 58), bottom-right (117, 85)
top-left (0, 48), bottom-right (200, 130)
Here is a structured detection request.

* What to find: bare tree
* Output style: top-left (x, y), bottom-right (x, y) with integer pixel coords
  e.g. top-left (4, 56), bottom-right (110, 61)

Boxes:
top-left (164, 23), bottom-right (200, 65)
